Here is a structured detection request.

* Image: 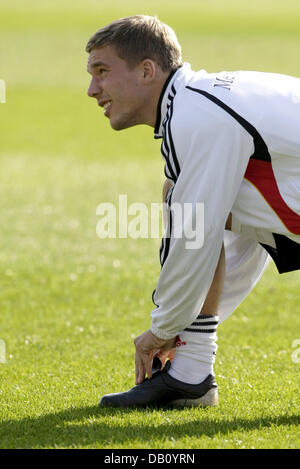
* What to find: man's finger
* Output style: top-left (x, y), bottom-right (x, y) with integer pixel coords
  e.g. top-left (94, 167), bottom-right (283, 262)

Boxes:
top-left (145, 351), bottom-right (153, 381)
top-left (135, 351), bottom-right (153, 384)
top-left (135, 352), bottom-right (145, 385)
top-left (135, 352), bottom-right (149, 385)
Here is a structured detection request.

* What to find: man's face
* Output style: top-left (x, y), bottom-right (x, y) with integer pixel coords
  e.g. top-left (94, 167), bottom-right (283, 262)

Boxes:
top-left (87, 45), bottom-right (149, 130)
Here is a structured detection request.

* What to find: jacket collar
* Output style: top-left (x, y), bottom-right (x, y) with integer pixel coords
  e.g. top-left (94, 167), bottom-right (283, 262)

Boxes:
top-left (154, 63), bottom-right (192, 139)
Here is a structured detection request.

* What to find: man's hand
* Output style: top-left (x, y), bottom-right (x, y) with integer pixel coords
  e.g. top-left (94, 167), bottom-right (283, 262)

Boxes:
top-left (134, 329), bottom-right (176, 384)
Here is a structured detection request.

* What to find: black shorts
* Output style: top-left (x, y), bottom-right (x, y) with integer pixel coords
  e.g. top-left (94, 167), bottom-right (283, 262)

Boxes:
top-left (261, 234), bottom-right (300, 273)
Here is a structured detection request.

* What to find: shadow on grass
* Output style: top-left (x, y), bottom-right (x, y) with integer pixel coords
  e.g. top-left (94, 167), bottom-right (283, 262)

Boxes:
top-left (0, 405), bottom-right (299, 448)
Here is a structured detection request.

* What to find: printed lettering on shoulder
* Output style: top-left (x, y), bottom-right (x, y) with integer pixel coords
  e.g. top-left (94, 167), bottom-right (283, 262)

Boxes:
top-left (213, 71), bottom-right (237, 90)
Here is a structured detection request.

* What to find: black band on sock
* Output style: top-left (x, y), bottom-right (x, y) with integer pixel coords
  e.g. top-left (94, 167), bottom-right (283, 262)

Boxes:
top-left (184, 315), bottom-right (219, 333)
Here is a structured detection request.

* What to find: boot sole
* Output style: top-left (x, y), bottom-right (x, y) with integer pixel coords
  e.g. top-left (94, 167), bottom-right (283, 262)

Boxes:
top-left (168, 387), bottom-right (219, 408)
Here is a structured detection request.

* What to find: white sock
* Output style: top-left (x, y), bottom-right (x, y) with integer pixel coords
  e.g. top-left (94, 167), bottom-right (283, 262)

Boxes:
top-left (168, 315), bottom-right (218, 384)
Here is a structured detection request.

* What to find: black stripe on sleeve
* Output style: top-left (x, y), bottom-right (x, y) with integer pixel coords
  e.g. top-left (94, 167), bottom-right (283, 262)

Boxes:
top-left (161, 208), bottom-right (172, 267)
top-left (185, 85), bottom-right (271, 162)
top-left (161, 137), bottom-right (177, 181)
top-left (166, 98), bottom-right (181, 177)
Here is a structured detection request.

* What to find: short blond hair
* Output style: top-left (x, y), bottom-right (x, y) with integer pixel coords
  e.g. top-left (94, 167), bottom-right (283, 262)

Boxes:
top-left (86, 15), bottom-right (183, 72)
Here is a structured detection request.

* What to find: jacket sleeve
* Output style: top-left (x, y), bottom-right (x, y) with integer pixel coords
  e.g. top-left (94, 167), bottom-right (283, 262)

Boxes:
top-left (151, 103), bottom-right (254, 339)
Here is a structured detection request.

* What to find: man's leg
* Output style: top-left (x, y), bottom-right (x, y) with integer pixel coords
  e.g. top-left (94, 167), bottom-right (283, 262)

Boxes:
top-left (167, 243), bottom-right (225, 385)
top-left (199, 242), bottom-right (225, 317)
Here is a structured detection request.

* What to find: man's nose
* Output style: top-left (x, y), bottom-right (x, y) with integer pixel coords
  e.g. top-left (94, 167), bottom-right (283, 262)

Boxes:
top-left (87, 77), bottom-right (101, 98)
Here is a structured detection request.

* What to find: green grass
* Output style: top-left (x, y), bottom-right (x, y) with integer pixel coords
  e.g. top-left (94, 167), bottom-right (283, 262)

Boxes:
top-left (0, 0), bottom-right (299, 450)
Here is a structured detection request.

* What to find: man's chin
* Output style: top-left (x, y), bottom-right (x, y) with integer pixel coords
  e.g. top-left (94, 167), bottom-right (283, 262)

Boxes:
top-left (109, 115), bottom-right (139, 131)
top-left (109, 120), bottom-right (126, 131)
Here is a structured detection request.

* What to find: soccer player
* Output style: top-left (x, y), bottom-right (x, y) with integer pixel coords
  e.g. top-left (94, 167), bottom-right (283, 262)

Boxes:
top-left (86, 15), bottom-right (300, 407)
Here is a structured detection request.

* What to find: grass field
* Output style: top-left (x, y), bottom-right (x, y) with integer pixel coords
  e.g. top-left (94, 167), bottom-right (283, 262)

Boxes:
top-left (0, 0), bottom-right (299, 450)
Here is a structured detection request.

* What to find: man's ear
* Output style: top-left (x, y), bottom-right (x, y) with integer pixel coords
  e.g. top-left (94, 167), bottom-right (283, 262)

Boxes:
top-left (140, 59), bottom-right (156, 83)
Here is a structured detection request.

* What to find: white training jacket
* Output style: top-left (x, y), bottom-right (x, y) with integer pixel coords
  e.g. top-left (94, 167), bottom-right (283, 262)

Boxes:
top-left (151, 63), bottom-right (300, 340)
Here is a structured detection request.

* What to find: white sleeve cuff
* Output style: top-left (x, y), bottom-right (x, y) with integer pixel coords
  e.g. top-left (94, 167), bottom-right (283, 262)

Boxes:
top-left (150, 324), bottom-right (177, 340)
